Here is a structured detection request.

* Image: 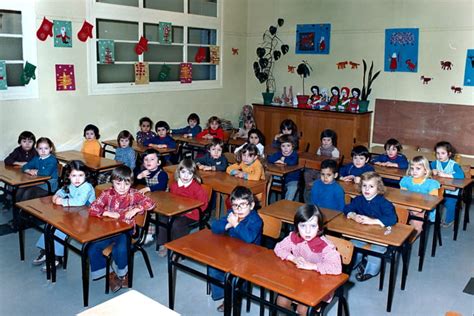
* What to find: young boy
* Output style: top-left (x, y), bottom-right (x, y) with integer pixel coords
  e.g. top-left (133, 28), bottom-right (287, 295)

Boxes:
top-left (89, 166), bottom-right (155, 292)
top-left (136, 117), bottom-right (156, 145)
top-left (143, 121), bottom-right (177, 150)
top-left (81, 124), bottom-right (101, 157)
top-left (310, 159), bottom-right (345, 211)
top-left (340, 145), bottom-right (374, 183)
top-left (209, 186), bottom-right (263, 312)
top-left (372, 138), bottom-right (408, 169)
top-left (226, 144), bottom-right (265, 180)
top-left (172, 113), bottom-right (202, 138)
top-left (196, 138), bottom-right (228, 171)
top-left (4, 131), bottom-right (37, 166)
top-left (267, 135), bottom-right (300, 200)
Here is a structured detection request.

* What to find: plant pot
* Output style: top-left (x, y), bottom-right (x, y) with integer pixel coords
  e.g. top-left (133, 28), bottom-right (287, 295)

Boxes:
top-left (359, 100), bottom-right (370, 112)
top-left (262, 92), bottom-right (274, 105)
top-left (296, 95), bottom-right (310, 108)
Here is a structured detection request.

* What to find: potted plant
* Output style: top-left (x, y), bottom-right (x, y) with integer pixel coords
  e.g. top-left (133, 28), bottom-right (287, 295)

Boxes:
top-left (296, 60), bottom-right (312, 108)
top-left (359, 59), bottom-right (381, 112)
top-left (253, 18), bottom-right (289, 105)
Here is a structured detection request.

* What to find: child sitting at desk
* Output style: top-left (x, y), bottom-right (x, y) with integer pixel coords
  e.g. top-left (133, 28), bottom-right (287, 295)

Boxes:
top-left (226, 143), bottom-right (265, 181)
top-left (343, 172), bottom-right (397, 282)
top-left (271, 119), bottom-right (299, 149)
top-left (81, 124), bottom-right (101, 157)
top-left (310, 159), bottom-right (345, 211)
top-left (196, 138), bottom-right (228, 171)
top-left (143, 121), bottom-right (177, 150)
top-left (209, 186), bottom-right (263, 312)
top-left (172, 113), bottom-right (202, 137)
top-left (196, 116), bottom-right (224, 140)
top-left (274, 204), bottom-right (342, 315)
top-left (115, 130), bottom-right (136, 170)
top-left (372, 138), bottom-right (408, 169)
top-left (339, 145), bottom-right (374, 183)
top-left (234, 128), bottom-right (265, 158)
top-left (232, 115), bottom-right (255, 140)
top-left (136, 117), bottom-right (156, 145)
top-left (89, 166), bottom-right (155, 293)
top-left (268, 134), bottom-right (300, 201)
top-left (5, 131), bottom-right (37, 166)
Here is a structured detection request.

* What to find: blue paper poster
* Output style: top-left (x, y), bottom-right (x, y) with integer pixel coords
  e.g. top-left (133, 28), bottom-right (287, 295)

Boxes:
top-left (295, 24), bottom-right (330, 54)
top-left (0, 61), bottom-right (7, 90)
top-left (464, 49), bottom-right (474, 86)
top-left (384, 28), bottom-right (419, 72)
top-left (98, 40), bottom-right (115, 64)
top-left (54, 20), bottom-right (73, 47)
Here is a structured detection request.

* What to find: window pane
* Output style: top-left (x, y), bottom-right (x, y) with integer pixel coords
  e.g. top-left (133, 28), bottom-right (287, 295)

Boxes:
top-left (144, 0), bottom-right (184, 13)
top-left (0, 37), bottom-right (23, 60)
top-left (145, 44), bottom-right (183, 62)
top-left (96, 0), bottom-right (138, 7)
top-left (0, 10), bottom-right (22, 34)
top-left (149, 64), bottom-right (180, 82)
top-left (144, 24), bottom-right (183, 43)
top-left (98, 64), bottom-right (134, 83)
top-left (188, 27), bottom-right (216, 45)
top-left (192, 64), bottom-right (216, 80)
top-left (187, 46), bottom-right (209, 63)
top-left (188, 0), bottom-right (217, 17)
top-left (97, 19), bottom-right (138, 41)
top-left (6, 63), bottom-right (24, 87)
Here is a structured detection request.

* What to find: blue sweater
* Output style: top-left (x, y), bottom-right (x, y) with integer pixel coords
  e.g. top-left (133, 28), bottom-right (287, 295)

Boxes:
top-left (339, 163), bottom-right (374, 177)
top-left (343, 195), bottom-right (397, 227)
top-left (310, 180), bottom-right (345, 211)
top-left (430, 160), bottom-right (464, 179)
top-left (172, 125), bottom-right (202, 137)
top-left (22, 155), bottom-right (58, 191)
top-left (211, 210), bottom-right (263, 245)
top-left (372, 154), bottom-right (408, 169)
top-left (115, 146), bottom-right (136, 169)
top-left (267, 150), bottom-right (300, 183)
top-left (55, 182), bottom-right (96, 207)
top-left (143, 135), bottom-right (177, 148)
top-left (195, 153), bottom-right (228, 171)
top-left (135, 168), bottom-right (168, 192)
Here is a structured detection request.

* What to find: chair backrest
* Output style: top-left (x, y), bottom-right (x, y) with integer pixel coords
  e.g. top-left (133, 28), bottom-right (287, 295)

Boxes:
top-left (344, 194), bottom-right (352, 205)
top-left (395, 205), bottom-right (409, 224)
top-left (259, 213), bottom-right (282, 239)
top-left (438, 187), bottom-right (445, 198)
top-left (95, 183), bottom-right (112, 197)
top-left (403, 144), bottom-right (419, 152)
top-left (223, 130), bottom-right (232, 143)
top-left (201, 183), bottom-right (213, 203)
top-left (224, 152), bottom-right (237, 164)
top-left (325, 235), bottom-right (354, 266)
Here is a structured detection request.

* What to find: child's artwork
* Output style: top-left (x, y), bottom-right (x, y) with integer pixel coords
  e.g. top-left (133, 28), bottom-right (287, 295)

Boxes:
top-left (53, 20), bottom-right (72, 48)
top-left (21, 62), bottom-right (37, 85)
top-left (384, 28), bottom-right (419, 72)
top-left (158, 64), bottom-right (171, 81)
top-left (159, 22), bottom-right (172, 44)
top-left (98, 40), bottom-right (115, 64)
top-left (180, 63), bottom-right (192, 84)
top-left (464, 49), bottom-right (474, 86)
top-left (0, 61), bottom-right (7, 90)
top-left (210, 46), bottom-right (220, 65)
top-left (55, 64), bottom-right (75, 91)
top-left (295, 24), bottom-right (331, 54)
top-left (134, 62), bottom-right (149, 85)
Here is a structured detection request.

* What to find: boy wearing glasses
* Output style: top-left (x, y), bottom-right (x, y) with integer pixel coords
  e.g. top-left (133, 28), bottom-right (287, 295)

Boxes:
top-left (208, 186), bottom-right (263, 312)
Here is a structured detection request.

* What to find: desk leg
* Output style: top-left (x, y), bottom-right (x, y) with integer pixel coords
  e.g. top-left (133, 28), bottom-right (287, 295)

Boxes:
top-left (401, 241), bottom-right (411, 291)
top-left (12, 186), bottom-right (19, 231)
top-left (18, 208), bottom-right (25, 261)
top-left (224, 273), bottom-right (233, 316)
top-left (232, 277), bottom-right (243, 316)
top-left (81, 243), bottom-right (90, 307)
top-left (126, 233), bottom-right (133, 288)
top-left (215, 193), bottom-right (222, 219)
top-left (167, 216), bottom-right (177, 245)
top-left (168, 250), bottom-right (177, 309)
top-left (418, 212), bottom-right (428, 271)
top-left (333, 284), bottom-right (349, 316)
top-left (386, 248), bottom-right (399, 313)
top-left (45, 225), bottom-right (53, 282)
top-left (453, 190), bottom-right (463, 241)
top-left (432, 204), bottom-right (442, 257)
top-left (463, 183), bottom-right (472, 231)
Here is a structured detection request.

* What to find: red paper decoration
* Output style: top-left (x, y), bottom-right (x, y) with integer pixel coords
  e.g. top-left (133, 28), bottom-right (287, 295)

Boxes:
top-left (336, 61), bottom-right (348, 69)
top-left (232, 48), bottom-right (239, 55)
top-left (36, 17), bottom-right (54, 41)
top-left (135, 36), bottom-right (149, 55)
top-left (77, 21), bottom-right (94, 42)
top-left (195, 47), bottom-right (207, 63)
top-left (287, 65), bottom-right (295, 73)
top-left (349, 61), bottom-right (360, 69)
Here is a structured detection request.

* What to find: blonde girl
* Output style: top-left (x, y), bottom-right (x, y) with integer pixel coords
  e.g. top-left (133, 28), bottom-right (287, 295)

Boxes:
top-left (233, 116), bottom-right (256, 139)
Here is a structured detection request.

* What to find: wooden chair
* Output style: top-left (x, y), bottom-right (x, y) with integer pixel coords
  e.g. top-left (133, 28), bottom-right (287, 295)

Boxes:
top-left (402, 144), bottom-right (419, 152)
top-left (259, 213), bottom-right (282, 240)
top-left (189, 183), bottom-right (213, 230)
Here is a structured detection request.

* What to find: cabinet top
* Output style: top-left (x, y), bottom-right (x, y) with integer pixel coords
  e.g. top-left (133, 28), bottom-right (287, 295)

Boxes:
top-left (252, 103), bottom-right (373, 115)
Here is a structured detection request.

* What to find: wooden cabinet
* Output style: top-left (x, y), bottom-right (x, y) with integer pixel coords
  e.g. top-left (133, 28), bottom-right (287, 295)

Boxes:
top-left (253, 104), bottom-right (372, 159)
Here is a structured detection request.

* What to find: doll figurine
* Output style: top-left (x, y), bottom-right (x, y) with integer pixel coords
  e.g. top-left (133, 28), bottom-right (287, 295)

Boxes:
top-left (328, 86), bottom-right (340, 111)
top-left (348, 88), bottom-right (361, 112)
top-left (309, 85), bottom-right (321, 109)
top-left (319, 88), bottom-right (329, 110)
top-left (338, 86), bottom-right (350, 111)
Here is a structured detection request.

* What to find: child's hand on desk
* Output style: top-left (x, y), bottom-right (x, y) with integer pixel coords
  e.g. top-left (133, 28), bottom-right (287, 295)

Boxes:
top-left (437, 171), bottom-right (452, 178)
top-left (53, 196), bottom-right (63, 205)
top-left (227, 212), bottom-right (239, 228)
top-left (353, 176), bottom-right (361, 184)
top-left (274, 133), bottom-right (283, 141)
top-left (432, 170), bottom-right (439, 176)
top-left (13, 162), bottom-right (27, 167)
top-left (294, 257), bottom-right (316, 270)
top-left (234, 171), bottom-right (245, 178)
top-left (25, 169), bottom-right (38, 176)
top-left (202, 166), bottom-right (213, 171)
top-left (341, 175), bottom-right (355, 182)
top-left (138, 187), bottom-right (151, 194)
top-left (124, 208), bottom-right (140, 220)
top-left (274, 159), bottom-right (286, 165)
top-left (204, 134), bottom-right (213, 140)
top-left (137, 170), bottom-right (150, 180)
top-left (103, 211), bottom-right (120, 219)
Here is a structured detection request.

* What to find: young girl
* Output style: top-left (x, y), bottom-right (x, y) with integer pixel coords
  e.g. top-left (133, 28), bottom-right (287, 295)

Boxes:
top-left (238, 105), bottom-right (253, 128)
top-left (233, 116), bottom-right (255, 140)
top-left (196, 116), bottom-right (224, 140)
top-left (172, 113), bottom-right (202, 138)
top-left (136, 117), bottom-right (156, 145)
top-left (32, 160), bottom-right (96, 271)
top-left (81, 124), bottom-right (101, 157)
top-left (400, 156), bottom-right (440, 235)
top-left (226, 144), bottom-right (265, 181)
top-left (343, 172), bottom-right (397, 282)
top-left (234, 128), bottom-right (265, 158)
top-left (4, 131), bottom-right (37, 166)
top-left (89, 166), bottom-right (155, 293)
top-left (156, 159), bottom-right (209, 256)
top-left (372, 138), bottom-right (408, 169)
top-left (115, 130), bottom-right (136, 170)
top-left (274, 204), bottom-right (342, 314)
top-left (430, 141), bottom-right (465, 226)
top-left (272, 119), bottom-right (299, 149)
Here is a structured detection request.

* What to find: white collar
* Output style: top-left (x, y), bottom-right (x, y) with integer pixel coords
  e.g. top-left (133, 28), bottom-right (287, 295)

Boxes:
top-left (177, 178), bottom-right (193, 188)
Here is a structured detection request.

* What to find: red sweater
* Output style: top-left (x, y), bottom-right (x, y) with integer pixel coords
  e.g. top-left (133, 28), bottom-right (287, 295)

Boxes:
top-left (170, 180), bottom-right (209, 221)
top-left (196, 127), bottom-right (224, 140)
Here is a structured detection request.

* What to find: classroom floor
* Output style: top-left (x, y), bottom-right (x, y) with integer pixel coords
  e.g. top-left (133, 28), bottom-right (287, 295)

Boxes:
top-left (0, 200), bottom-right (473, 316)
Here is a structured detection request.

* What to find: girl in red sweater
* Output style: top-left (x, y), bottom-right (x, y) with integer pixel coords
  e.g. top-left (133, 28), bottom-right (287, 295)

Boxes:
top-left (196, 116), bottom-right (224, 140)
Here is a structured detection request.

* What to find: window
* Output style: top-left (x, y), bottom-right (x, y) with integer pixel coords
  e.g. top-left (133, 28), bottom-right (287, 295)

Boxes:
top-left (88, 0), bottom-right (222, 95)
top-left (0, 1), bottom-right (38, 100)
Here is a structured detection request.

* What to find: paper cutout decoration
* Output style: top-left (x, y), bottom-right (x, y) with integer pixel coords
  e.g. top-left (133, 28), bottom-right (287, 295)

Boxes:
top-left (441, 61), bottom-right (453, 70)
top-left (135, 36), bottom-right (148, 55)
top-left (451, 86), bottom-right (462, 93)
top-left (53, 20), bottom-right (73, 47)
top-left (420, 76), bottom-right (433, 84)
top-left (384, 28), bottom-right (419, 72)
top-left (349, 61), bottom-right (360, 69)
top-left (98, 40), bottom-right (115, 64)
top-left (55, 64), bottom-right (75, 91)
top-left (210, 46), bottom-right (220, 65)
top-left (288, 65), bottom-right (295, 73)
top-left (463, 49), bottom-right (474, 86)
top-left (36, 17), bottom-right (54, 41)
top-left (195, 47), bottom-right (207, 63)
top-left (296, 24), bottom-right (331, 54)
top-left (180, 63), bottom-right (192, 84)
top-left (336, 61), bottom-right (348, 69)
top-left (232, 48), bottom-right (239, 55)
top-left (0, 61), bottom-right (7, 90)
top-left (158, 64), bottom-right (171, 81)
top-left (159, 22), bottom-right (172, 44)
top-left (134, 62), bottom-right (149, 85)
top-left (77, 21), bottom-right (94, 42)
top-left (21, 62), bottom-right (37, 85)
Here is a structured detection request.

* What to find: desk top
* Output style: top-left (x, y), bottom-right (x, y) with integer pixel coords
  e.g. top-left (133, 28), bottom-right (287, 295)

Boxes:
top-left (228, 138), bottom-right (246, 146)
top-left (231, 249), bottom-right (349, 307)
top-left (259, 200), bottom-right (341, 224)
top-left (147, 191), bottom-right (204, 217)
top-left (298, 153), bottom-right (339, 170)
top-left (326, 214), bottom-right (414, 247)
top-left (0, 161), bottom-right (51, 186)
top-left (172, 135), bottom-right (211, 147)
top-left (202, 171), bottom-right (267, 195)
top-left (165, 229), bottom-right (265, 272)
top-left (16, 197), bottom-right (132, 244)
top-left (102, 139), bottom-right (173, 155)
top-left (265, 163), bottom-right (304, 177)
top-left (56, 150), bottom-right (123, 172)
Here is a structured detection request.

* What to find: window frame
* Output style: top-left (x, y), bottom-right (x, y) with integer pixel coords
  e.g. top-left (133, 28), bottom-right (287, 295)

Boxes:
top-left (87, 0), bottom-right (223, 96)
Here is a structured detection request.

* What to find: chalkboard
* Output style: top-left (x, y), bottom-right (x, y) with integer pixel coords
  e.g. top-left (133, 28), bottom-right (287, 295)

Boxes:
top-left (373, 99), bottom-right (474, 155)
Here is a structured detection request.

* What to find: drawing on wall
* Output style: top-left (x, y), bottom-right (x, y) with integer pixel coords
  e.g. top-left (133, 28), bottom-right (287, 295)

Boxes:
top-left (55, 64), bottom-right (75, 91)
top-left (159, 22), bottom-right (172, 44)
top-left (98, 40), bottom-right (115, 64)
top-left (21, 62), bottom-right (37, 85)
top-left (210, 46), bottom-right (220, 65)
top-left (53, 20), bottom-right (72, 48)
top-left (134, 62), bottom-right (149, 85)
top-left (295, 24), bottom-right (330, 54)
top-left (464, 49), bottom-right (474, 86)
top-left (180, 63), bottom-right (192, 84)
top-left (384, 28), bottom-right (419, 72)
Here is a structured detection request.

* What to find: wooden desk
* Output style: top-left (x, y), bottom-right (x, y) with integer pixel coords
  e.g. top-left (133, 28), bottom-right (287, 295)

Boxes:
top-left (78, 289), bottom-right (180, 316)
top-left (326, 215), bottom-right (414, 312)
top-left (102, 139), bottom-right (175, 157)
top-left (370, 146), bottom-right (435, 161)
top-left (259, 200), bottom-right (341, 225)
top-left (265, 162), bottom-right (304, 178)
top-left (56, 150), bottom-right (122, 176)
top-left (165, 229), bottom-right (265, 316)
top-left (298, 152), bottom-right (333, 170)
top-left (227, 138), bottom-right (245, 152)
top-left (16, 197), bottom-right (132, 306)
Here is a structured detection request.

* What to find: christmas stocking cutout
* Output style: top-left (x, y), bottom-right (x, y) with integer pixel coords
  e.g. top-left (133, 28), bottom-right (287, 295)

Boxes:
top-left (194, 47), bottom-right (207, 63)
top-left (135, 36), bottom-right (149, 55)
top-left (77, 21), bottom-right (94, 42)
top-left (36, 17), bottom-right (54, 41)
top-left (20, 62), bottom-right (37, 85)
